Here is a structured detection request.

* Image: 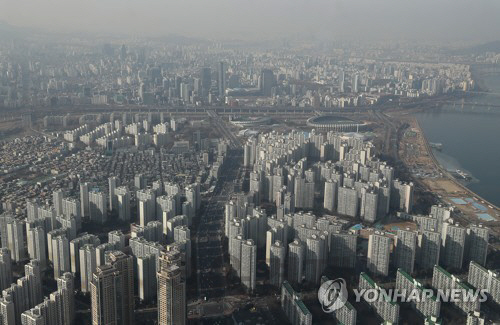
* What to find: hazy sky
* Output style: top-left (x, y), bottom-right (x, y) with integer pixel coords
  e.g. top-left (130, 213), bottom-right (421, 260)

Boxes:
top-left (2, 0), bottom-right (500, 42)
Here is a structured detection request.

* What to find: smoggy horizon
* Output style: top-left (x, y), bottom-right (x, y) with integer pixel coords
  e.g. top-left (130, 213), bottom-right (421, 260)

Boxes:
top-left (2, 0), bottom-right (500, 43)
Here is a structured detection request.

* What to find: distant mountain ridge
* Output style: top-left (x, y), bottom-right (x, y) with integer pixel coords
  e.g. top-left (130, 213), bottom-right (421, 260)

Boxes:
top-left (0, 21), bottom-right (31, 37)
top-left (450, 40), bottom-right (500, 55)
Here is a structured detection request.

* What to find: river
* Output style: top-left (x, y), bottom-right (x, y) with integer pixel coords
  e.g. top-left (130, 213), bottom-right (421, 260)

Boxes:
top-left (415, 72), bottom-right (500, 207)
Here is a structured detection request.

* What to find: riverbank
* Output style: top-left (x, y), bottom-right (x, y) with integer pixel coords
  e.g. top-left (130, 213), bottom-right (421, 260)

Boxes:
top-left (395, 112), bottom-right (500, 234)
top-left (414, 117), bottom-right (499, 212)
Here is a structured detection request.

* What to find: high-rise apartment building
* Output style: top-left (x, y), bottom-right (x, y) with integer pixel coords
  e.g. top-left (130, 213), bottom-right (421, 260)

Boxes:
top-left (337, 186), bottom-right (358, 218)
top-left (53, 189), bottom-right (65, 216)
top-left (417, 230), bottom-right (441, 271)
top-left (441, 222), bottom-right (467, 270)
top-left (323, 180), bottom-right (337, 212)
top-left (91, 265), bottom-right (119, 325)
top-left (115, 186), bottom-right (131, 222)
top-left (70, 233), bottom-right (100, 274)
top-left (466, 225), bottom-right (489, 267)
top-left (330, 231), bottom-right (357, 269)
top-left (80, 244), bottom-right (97, 293)
top-left (107, 251), bottom-right (134, 325)
top-left (89, 190), bottom-right (107, 224)
top-left (52, 235), bottom-right (70, 279)
top-left (0, 248), bottom-right (12, 291)
top-left (80, 182), bottom-right (92, 217)
top-left (396, 269), bottom-right (440, 318)
top-left (157, 251), bottom-right (186, 325)
top-left (108, 177), bottom-right (119, 212)
top-left (270, 240), bottom-right (286, 287)
top-left (27, 227), bottom-right (47, 270)
top-left (305, 234), bottom-right (326, 285)
top-left (288, 239), bottom-right (305, 284)
top-left (367, 232), bottom-right (391, 276)
top-left (394, 229), bottom-right (417, 274)
top-left (6, 218), bottom-right (26, 262)
top-left (359, 272), bottom-right (399, 323)
top-left (240, 240), bottom-right (257, 293)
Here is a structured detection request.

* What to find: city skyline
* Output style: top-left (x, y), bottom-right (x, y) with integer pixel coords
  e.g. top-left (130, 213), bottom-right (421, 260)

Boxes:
top-left (0, 2), bottom-right (500, 324)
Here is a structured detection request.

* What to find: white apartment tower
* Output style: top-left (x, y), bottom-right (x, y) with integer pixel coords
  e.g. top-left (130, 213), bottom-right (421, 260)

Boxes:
top-left (367, 232), bottom-right (392, 276)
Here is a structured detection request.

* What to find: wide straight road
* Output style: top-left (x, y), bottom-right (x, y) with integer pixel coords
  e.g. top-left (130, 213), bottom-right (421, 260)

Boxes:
top-left (194, 150), bottom-right (242, 301)
top-left (206, 110), bottom-right (242, 149)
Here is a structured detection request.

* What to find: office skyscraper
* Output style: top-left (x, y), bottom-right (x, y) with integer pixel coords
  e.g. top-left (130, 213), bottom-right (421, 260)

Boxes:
top-left (218, 61), bottom-right (226, 97)
top-left (261, 69), bottom-right (275, 96)
top-left (201, 67), bottom-right (211, 98)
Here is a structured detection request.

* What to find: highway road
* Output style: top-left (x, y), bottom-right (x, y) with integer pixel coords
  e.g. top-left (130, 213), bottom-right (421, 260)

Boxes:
top-left (206, 110), bottom-right (241, 149)
top-left (194, 150), bottom-right (242, 304)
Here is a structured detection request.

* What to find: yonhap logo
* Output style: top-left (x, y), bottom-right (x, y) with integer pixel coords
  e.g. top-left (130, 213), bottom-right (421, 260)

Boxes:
top-left (318, 278), bottom-right (348, 313)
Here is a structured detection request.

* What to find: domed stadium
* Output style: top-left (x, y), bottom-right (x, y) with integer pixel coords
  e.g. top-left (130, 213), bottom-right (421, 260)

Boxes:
top-left (306, 115), bottom-right (367, 132)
